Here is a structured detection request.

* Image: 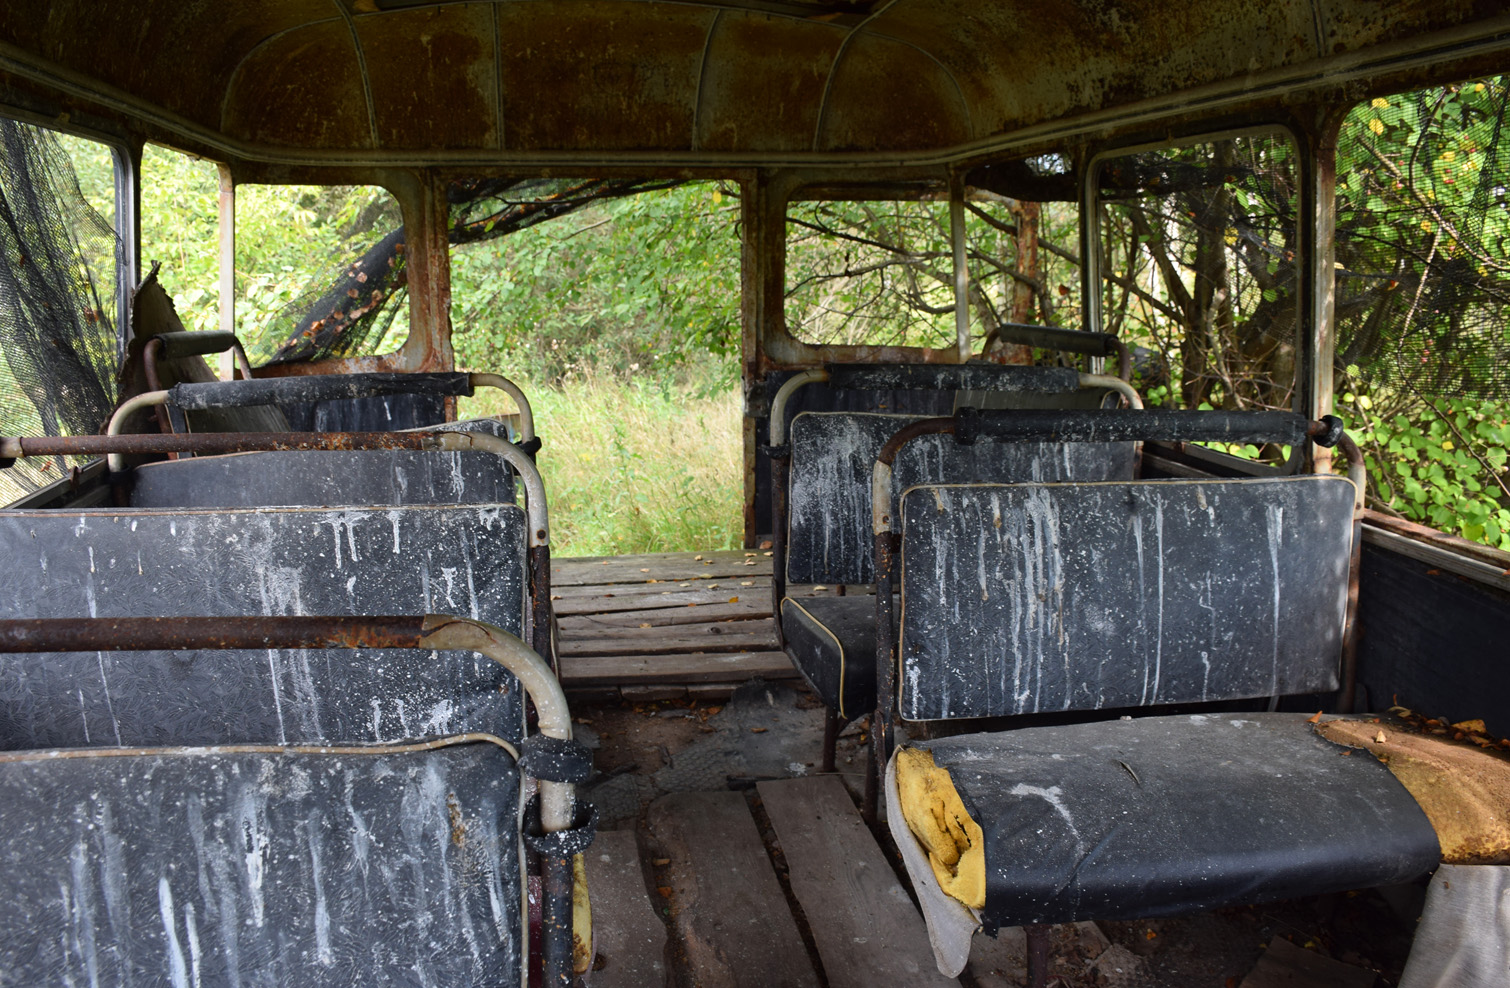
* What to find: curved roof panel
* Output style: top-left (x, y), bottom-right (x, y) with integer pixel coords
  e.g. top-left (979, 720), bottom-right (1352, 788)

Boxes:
top-left (0, 0), bottom-right (1505, 163)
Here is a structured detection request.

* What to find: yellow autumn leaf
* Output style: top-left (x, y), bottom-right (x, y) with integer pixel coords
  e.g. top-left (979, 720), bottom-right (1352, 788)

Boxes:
top-left (1369, 118), bottom-right (1384, 135)
top-left (712, 188), bottom-right (723, 205)
top-left (1441, 150), bottom-right (1456, 162)
top-left (1371, 97), bottom-right (1390, 109)
top-left (1421, 220), bottom-right (1434, 233)
top-left (1223, 228), bottom-right (1238, 246)
top-left (1443, 440), bottom-right (1455, 451)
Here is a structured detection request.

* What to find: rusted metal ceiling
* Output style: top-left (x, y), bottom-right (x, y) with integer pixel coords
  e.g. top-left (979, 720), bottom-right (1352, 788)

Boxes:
top-left (0, 1), bottom-right (1507, 167)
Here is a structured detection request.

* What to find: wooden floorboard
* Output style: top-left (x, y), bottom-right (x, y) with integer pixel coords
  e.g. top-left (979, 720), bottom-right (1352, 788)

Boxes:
top-left (554, 550), bottom-right (771, 586)
top-left (552, 550), bottom-right (821, 692)
top-left (560, 650), bottom-right (796, 687)
top-left (560, 629), bottom-right (779, 657)
top-left (759, 776), bottom-right (959, 988)
top-left (648, 791), bottom-right (820, 988)
top-left (583, 830), bottom-right (670, 988)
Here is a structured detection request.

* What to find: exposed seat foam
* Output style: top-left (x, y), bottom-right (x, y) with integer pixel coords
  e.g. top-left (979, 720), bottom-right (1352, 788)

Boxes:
top-left (891, 714), bottom-right (1440, 937)
top-left (780, 595), bottom-right (882, 720)
top-left (0, 740), bottom-right (523, 986)
top-left (1318, 717), bottom-right (1510, 864)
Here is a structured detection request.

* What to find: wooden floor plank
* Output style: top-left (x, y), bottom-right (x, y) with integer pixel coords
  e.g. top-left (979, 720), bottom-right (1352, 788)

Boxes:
top-left (647, 792), bottom-right (820, 988)
top-left (583, 830), bottom-right (669, 988)
top-left (758, 776), bottom-right (960, 988)
top-left (558, 602), bottom-right (772, 630)
top-left (560, 650), bottom-right (796, 687)
top-left (554, 585), bottom-right (761, 616)
top-left (560, 630), bottom-right (779, 657)
top-left (553, 575), bottom-right (770, 599)
top-left (554, 550), bottom-right (771, 586)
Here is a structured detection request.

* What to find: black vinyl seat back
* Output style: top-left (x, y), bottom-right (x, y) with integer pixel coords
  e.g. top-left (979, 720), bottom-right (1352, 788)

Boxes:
top-left (128, 419), bottom-right (518, 509)
top-left (0, 741), bottom-right (524, 987)
top-left (787, 412), bottom-right (1135, 585)
top-left (0, 503), bottom-right (529, 748)
top-left (897, 475), bottom-right (1356, 721)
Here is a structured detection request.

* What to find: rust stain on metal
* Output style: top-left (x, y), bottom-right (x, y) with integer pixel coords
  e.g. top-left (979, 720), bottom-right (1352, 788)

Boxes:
top-left (0, 615), bottom-right (429, 654)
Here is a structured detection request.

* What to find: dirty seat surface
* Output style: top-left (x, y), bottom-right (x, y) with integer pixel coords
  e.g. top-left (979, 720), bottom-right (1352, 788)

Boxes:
top-left (907, 713), bottom-right (1440, 931)
top-left (0, 741), bottom-right (523, 987)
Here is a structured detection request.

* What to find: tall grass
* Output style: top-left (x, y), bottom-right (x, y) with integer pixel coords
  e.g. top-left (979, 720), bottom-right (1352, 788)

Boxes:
top-left (460, 372), bottom-right (743, 558)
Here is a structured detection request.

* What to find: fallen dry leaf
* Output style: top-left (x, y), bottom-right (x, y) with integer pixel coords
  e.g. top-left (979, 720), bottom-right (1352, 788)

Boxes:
top-left (741, 581), bottom-right (753, 586)
top-left (750, 727), bottom-right (768, 734)
top-left (639, 623), bottom-right (651, 628)
top-left (652, 858), bottom-right (670, 866)
top-left (759, 540), bottom-right (773, 550)
top-left (639, 567), bottom-right (650, 572)
top-left (694, 555), bottom-right (703, 561)
top-left (657, 887), bottom-right (672, 898)
top-left (728, 597), bottom-right (739, 604)
top-left (1375, 731), bottom-right (1388, 743)
top-left (1307, 711), bottom-right (1323, 724)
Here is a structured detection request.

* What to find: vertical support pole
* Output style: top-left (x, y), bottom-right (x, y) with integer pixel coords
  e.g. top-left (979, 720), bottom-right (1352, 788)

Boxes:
top-left (950, 177), bottom-right (970, 363)
top-left (1301, 111), bottom-right (1345, 474)
top-left (113, 142), bottom-right (141, 364)
top-left (393, 169), bottom-right (457, 373)
top-left (217, 163), bottom-right (236, 380)
top-left (740, 174), bottom-right (768, 549)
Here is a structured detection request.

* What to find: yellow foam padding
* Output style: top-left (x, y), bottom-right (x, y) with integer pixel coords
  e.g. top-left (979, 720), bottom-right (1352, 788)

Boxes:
top-left (572, 853), bottom-right (593, 974)
top-left (1317, 719), bottom-right (1510, 864)
top-left (896, 746), bottom-right (986, 909)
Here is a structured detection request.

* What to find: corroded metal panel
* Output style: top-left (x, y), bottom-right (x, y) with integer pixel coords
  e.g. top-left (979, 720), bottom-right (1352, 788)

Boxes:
top-left (695, 12), bottom-right (845, 152)
top-left (221, 17), bottom-right (373, 149)
top-left (1, 1), bottom-right (1506, 158)
top-left (786, 411), bottom-right (1133, 584)
top-left (494, 1), bottom-right (714, 151)
top-left (0, 504), bottom-right (527, 747)
top-left (357, 3), bottom-right (499, 150)
top-left (897, 476), bottom-right (1355, 721)
top-left (0, 743), bottom-right (522, 986)
top-left (815, 31), bottom-right (971, 152)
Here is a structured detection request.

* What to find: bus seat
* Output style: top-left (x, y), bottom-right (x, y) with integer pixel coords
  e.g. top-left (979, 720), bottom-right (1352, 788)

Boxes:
top-left (126, 418), bottom-right (519, 508)
top-left (0, 739), bottom-right (526, 986)
top-left (0, 503), bottom-right (528, 748)
top-left (779, 410), bottom-right (1134, 724)
top-left (881, 474), bottom-right (1467, 975)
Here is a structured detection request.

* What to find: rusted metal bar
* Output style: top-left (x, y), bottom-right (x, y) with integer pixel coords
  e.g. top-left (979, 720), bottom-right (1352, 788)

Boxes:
top-left (139, 337), bottom-right (182, 449)
top-left (1335, 431), bottom-right (1367, 714)
top-left (1361, 509), bottom-right (1510, 569)
top-left (769, 450), bottom-right (790, 646)
top-left (1, 430), bottom-right (444, 459)
top-left (821, 705), bottom-right (840, 774)
top-left (863, 528), bottom-right (900, 827)
top-left (0, 615), bottom-right (428, 655)
top-left (1025, 925), bottom-right (1052, 988)
top-left (529, 544), bottom-right (556, 675)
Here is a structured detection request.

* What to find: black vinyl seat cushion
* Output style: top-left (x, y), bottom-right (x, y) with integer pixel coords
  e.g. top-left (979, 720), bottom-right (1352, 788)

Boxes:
top-left (781, 594), bottom-right (886, 720)
top-left (906, 712), bottom-right (1442, 932)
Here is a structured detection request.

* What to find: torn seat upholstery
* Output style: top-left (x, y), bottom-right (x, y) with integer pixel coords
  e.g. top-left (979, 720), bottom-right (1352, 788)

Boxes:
top-left (884, 473), bottom-right (1454, 976)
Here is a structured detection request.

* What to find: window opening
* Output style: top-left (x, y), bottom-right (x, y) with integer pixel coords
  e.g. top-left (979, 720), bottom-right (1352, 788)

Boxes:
top-left (1095, 131), bottom-right (1300, 417)
top-left (235, 184), bottom-right (406, 366)
top-left (1333, 77), bottom-right (1510, 547)
top-left (0, 118), bottom-right (121, 504)
top-left (785, 163), bottom-right (1081, 357)
top-left (139, 143), bottom-right (218, 333)
top-left (449, 178), bottom-right (742, 556)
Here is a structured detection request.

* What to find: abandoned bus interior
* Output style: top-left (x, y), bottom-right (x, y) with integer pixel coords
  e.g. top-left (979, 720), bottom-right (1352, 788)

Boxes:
top-left (2, 2), bottom-right (1510, 986)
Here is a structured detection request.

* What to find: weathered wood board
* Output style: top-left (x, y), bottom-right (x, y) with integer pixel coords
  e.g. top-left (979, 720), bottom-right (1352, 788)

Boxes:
top-left (583, 830), bottom-right (669, 988)
top-left (647, 791), bottom-right (820, 988)
top-left (758, 776), bottom-right (959, 988)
